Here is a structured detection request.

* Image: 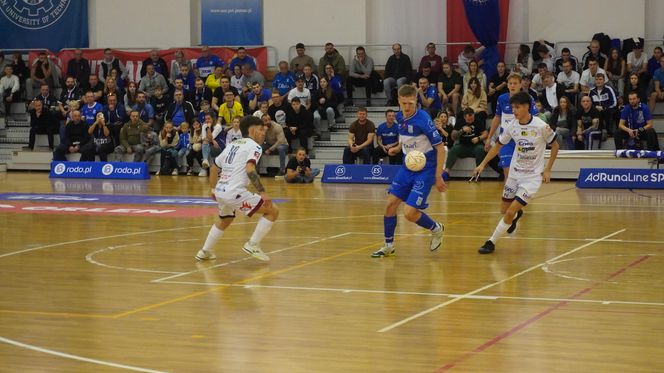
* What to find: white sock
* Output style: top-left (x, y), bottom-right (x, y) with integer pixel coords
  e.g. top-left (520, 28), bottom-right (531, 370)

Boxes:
top-left (432, 222), bottom-right (442, 233)
top-left (201, 224), bottom-right (224, 252)
top-left (489, 218), bottom-right (511, 243)
top-left (249, 217), bottom-right (274, 245)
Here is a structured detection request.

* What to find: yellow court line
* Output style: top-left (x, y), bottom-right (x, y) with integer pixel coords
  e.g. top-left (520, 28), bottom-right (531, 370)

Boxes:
top-left (0, 309), bottom-right (113, 319)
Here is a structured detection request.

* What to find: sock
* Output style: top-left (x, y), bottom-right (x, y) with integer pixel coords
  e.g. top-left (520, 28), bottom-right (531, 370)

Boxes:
top-left (415, 212), bottom-right (438, 231)
top-left (202, 224), bottom-right (224, 252)
top-left (249, 217), bottom-right (274, 245)
top-left (384, 216), bottom-right (397, 244)
top-left (489, 218), bottom-right (511, 243)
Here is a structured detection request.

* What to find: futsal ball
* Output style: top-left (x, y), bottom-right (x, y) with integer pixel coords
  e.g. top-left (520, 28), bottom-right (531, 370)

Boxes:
top-left (405, 150), bottom-right (426, 171)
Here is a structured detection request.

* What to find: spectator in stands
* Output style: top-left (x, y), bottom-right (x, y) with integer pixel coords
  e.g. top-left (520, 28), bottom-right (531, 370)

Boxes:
top-left (582, 40), bottom-right (607, 70)
top-left (313, 76), bottom-right (338, 134)
top-left (225, 117), bottom-right (242, 144)
top-left (230, 65), bottom-right (245, 92)
top-left (626, 42), bottom-right (649, 86)
top-left (99, 49), bottom-right (127, 84)
top-left (604, 48), bottom-right (625, 97)
top-left (616, 91), bottom-right (660, 151)
top-left (175, 122), bottom-right (191, 173)
top-left (438, 62), bottom-right (462, 114)
top-left (205, 66), bottom-right (225, 92)
top-left (534, 100), bottom-right (550, 123)
top-left (445, 108), bottom-right (502, 177)
top-left (580, 57), bottom-right (606, 94)
top-left (218, 90), bottom-right (244, 125)
top-left (139, 64), bottom-right (168, 98)
top-left (172, 78), bottom-right (194, 103)
top-left (28, 52), bottom-right (53, 99)
top-left (101, 76), bottom-right (124, 106)
top-left (521, 75), bottom-right (538, 102)
top-left (178, 64), bottom-right (196, 94)
top-left (198, 100), bottom-right (216, 124)
top-left (548, 96), bottom-right (576, 150)
top-left (625, 73), bottom-right (647, 104)
top-left (540, 72), bottom-right (566, 112)
top-left (514, 44), bottom-right (533, 76)
top-left (322, 64), bottom-right (345, 105)
top-left (53, 110), bottom-right (94, 161)
top-left (102, 93), bottom-right (126, 145)
top-left (114, 110), bottom-right (146, 161)
top-left (247, 82), bottom-right (271, 113)
top-left (575, 95), bottom-right (601, 150)
top-left (589, 73), bottom-right (618, 136)
top-left (211, 76), bottom-right (239, 112)
top-left (141, 124), bottom-right (160, 166)
top-left (417, 76), bottom-right (442, 118)
top-left (124, 82), bottom-right (139, 113)
top-left (318, 42), bottom-right (347, 77)
top-left (1, 65), bottom-right (20, 117)
top-left (419, 42), bottom-right (444, 74)
top-left (268, 90), bottom-right (289, 121)
top-left (342, 107), bottom-right (375, 164)
top-left (165, 90), bottom-right (195, 128)
top-left (372, 109), bottom-right (402, 164)
top-left (531, 63), bottom-right (548, 95)
top-left (253, 101), bottom-right (269, 119)
top-left (186, 119), bottom-right (204, 176)
top-left (140, 49), bottom-right (168, 78)
top-left (302, 64), bottom-right (319, 95)
top-left (273, 61), bottom-right (296, 100)
top-left (435, 110), bottom-right (455, 147)
top-left (488, 61), bottom-right (508, 114)
top-left (84, 74), bottom-right (104, 101)
top-left (557, 60), bottom-right (580, 101)
top-left (648, 55), bottom-right (664, 113)
top-left (288, 77), bottom-right (312, 109)
top-left (9, 52), bottom-right (29, 86)
top-left (229, 47), bottom-right (257, 72)
top-left (66, 49), bottom-right (90, 85)
top-left (463, 60), bottom-right (487, 93)
top-left (346, 46), bottom-right (375, 107)
top-left (241, 63), bottom-right (265, 88)
top-left (158, 121), bottom-right (180, 176)
top-left (150, 85), bottom-right (169, 130)
top-left (553, 48), bottom-right (578, 75)
top-left (261, 113), bottom-right (289, 176)
top-left (80, 91), bottom-right (103, 127)
top-left (170, 50), bottom-right (192, 85)
top-left (200, 112), bottom-right (223, 170)
top-left (290, 43), bottom-right (316, 75)
top-left (195, 46), bottom-right (224, 79)
top-left (26, 99), bottom-right (57, 150)
top-left (191, 78), bottom-right (213, 111)
top-left (413, 61), bottom-right (439, 89)
top-left (533, 40), bottom-right (555, 72)
top-left (0, 54), bottom-right (6, 73)
top-left (88, 112), bottom-right (114, 161)
top-left (108, 69), bottom-right (126, 92)
top-left (461, 77), bottom-right (488, 124)
top-left (286, 97), bottom-right (314, 152)
top-left (286, 148), bottom-right (320, 183)
top-left (458, 44), bottom-right (484, 75)
top-left (647, 46), bottom-right (663, 78)
top-left (132, 91), bottom-right (155, 128)
top-left (383, 43), bottom-right (412, 106)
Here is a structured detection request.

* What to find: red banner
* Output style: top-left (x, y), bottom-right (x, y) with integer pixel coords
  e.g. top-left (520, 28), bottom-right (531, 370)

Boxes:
top-left (446, 0), bottom-right (509, 63)
top-left (29, 47), bottom-right (268, 83)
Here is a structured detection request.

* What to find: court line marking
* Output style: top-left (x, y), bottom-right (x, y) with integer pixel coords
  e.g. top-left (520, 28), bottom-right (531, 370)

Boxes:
top-left (0, 336), bottom-right (168, 373)
top-left (85, 240), bottom-right (199, 275)
top-left (377, 228), bottom-right (627, 333)
top-left (542, 253), bottom-right (661, 283)
top-left (151, 232), bottom-right (352, 283)
top-left (154, 281), bottom-right (664, 307)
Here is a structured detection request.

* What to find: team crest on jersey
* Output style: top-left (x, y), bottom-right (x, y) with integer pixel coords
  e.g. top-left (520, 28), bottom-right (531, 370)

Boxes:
top-left (408, 125), bottom-right (414, 134)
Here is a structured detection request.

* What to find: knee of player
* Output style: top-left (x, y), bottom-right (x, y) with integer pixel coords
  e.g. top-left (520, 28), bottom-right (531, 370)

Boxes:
top-left (403, 206), bottom-right (420, 222)
top-left (267, 204), bottom-right (279, 219)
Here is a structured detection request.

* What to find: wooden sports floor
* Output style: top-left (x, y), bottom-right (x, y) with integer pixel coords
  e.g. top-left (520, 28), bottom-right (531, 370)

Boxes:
top-left (0, 172), bottom-right (663, 373)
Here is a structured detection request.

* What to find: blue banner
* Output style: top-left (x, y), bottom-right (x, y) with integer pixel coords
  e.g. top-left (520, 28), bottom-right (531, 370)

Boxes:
top-left (321, 164), bottom-right (400, 184)
top-left (201, 0), bottom-right (263, 46)
top-left (576, 168), bottom-right (664, 189)
top-left (0, 0), bottom-right (88, 51)
top-left (463, 0), bottom-right (501, 80)
top-left (49, 162), bottom-right (150, 180)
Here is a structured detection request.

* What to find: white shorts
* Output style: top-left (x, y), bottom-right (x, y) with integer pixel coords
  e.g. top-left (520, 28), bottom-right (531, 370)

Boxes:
top-left (216, 190), bottom-right (264, 218)
top-left (502, 174), bottom-right (542, 205)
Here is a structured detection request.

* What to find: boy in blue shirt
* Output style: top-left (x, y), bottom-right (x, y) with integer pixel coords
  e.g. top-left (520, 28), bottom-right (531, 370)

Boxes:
top-left (372, 109), bottom-right (402, 164)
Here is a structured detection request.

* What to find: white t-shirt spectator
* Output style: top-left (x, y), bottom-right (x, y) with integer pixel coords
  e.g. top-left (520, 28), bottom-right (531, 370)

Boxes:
top-left (287, 87), bottom-right (311, 106)
top-left (580, 67), bottom-right (606, 90)
top-left (557, 70), bottom-right (580, 88)
top-left (626, 51), bottom-right (648, 74)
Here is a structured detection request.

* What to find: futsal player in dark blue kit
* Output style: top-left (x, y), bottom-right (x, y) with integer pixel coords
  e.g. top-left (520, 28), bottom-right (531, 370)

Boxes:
top-left (372, 85), bottom-right (447, 258)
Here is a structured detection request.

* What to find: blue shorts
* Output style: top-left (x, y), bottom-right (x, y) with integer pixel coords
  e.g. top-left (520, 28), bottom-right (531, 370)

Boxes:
top-left (388, 166), bottom-right (435, 209)
top-left (499, 142), bottom-right (515, 169)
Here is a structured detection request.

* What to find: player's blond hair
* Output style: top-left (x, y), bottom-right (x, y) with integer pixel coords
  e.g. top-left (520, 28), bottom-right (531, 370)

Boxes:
top-left (398, 84), bottom-right (417, 97)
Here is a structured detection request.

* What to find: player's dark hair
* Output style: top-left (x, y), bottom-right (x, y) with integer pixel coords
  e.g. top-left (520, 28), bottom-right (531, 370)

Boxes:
top-left (509, 91), bottom-right (532, 107)
top-left (240, 115), bottom-right (263, 137)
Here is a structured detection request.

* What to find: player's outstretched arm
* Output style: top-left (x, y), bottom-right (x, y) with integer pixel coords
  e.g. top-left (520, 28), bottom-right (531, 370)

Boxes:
top-left (246, 162), bottom-right (272, 207)
top-left (209, 164), bottom-right (220, 199)
top-left (485, 115), bottom-right (500, 151)
top-left (543, 140), bottom-right (559, 183)
top-left (475, 142), bottom-right (503, 176)
top-left (434, 143), bottom-right (447, 192)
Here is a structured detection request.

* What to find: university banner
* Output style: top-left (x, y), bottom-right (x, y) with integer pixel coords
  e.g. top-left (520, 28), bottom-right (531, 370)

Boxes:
top-left (29, 46), bottom-right (268, 83)
top-left (0, 0), bottom-right (88, 51)
top-left (201, 0), bottom-right (263, 46)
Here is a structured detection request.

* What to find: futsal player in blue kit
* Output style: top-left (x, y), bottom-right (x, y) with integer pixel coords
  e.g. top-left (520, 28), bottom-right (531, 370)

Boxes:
top-left (371, 85), bottom-right (447, 258)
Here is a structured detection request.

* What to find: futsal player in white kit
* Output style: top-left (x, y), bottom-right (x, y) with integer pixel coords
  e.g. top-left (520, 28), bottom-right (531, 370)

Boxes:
top-left (473, 91), bottom-right (559, 254)
top-left (196, 116), bottom-right (278, 261)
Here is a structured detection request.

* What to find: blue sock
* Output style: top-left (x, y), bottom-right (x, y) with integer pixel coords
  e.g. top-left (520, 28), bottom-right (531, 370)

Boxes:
top-left (415, 212), bottom-right (438, 230)
top-left (384, 216), bottom-right (397, 244)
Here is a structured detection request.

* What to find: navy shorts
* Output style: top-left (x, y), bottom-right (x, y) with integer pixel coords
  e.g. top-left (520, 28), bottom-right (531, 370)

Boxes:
top-left (388, 166), bottom-right (435, 209)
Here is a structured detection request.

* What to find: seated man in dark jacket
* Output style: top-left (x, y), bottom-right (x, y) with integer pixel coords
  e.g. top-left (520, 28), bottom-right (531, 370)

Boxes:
top-left (285, 97), bottom-right (314, 153)
top-left (53, 110), bottom-right (95, 161)
top-left (27, 99), bottom-right (58, 151)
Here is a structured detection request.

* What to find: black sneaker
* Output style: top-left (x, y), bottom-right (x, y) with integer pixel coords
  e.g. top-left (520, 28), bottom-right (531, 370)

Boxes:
top-left (507, 210), bottom-right (523, 234)
top-left (478, 240), bottom-right (495, 254)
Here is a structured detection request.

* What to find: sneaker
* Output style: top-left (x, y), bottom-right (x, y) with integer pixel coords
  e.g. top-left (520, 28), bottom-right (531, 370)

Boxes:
top-left (155, 170), bottom-right (160, 176)
top-left (242, 241), bottom-right (270, 261)
top-left (186, 168), bottom-right (192, 176)
top-left (478, 240), bottom-right (495, 254)
top-left (195, 249), bottom-right (216, 261)
top-left (171, 169), bottom-right (178, 176)
top-left (507, 210), bottom-right (523, 234)
top-left (371, 245), bottom-right (396, 258)
top-left (430, 223), bottom-right (444, 251)
top-left (201, 159), bottom-right (210, 168)
top-left (198, 169), bottom-right (207, 177)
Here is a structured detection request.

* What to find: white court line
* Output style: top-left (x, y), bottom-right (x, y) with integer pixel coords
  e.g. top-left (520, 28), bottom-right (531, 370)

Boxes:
top-left (156, 281), bottom-right (664, 307)
top-left (0, 336), bottom-right (168, 373)
top-left (85, 240), bottom-right (199, 275)
top-left (151, 232), bottom-right (353, 283)
top-left (542, 253), bottom-right (661, 283)
top-left (376, 228), bottom-right (627, 333)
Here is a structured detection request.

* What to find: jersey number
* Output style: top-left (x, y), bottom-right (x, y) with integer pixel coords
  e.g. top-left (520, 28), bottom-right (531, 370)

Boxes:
top-left (225, 145), bottom-right (240, 164)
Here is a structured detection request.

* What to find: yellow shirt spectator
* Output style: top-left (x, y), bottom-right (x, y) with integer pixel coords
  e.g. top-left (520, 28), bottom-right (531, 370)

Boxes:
top-left (218, 101), bottom-right (244, 125)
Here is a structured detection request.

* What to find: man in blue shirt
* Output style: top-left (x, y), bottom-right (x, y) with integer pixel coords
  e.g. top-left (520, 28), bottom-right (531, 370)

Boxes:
top-left (177, 65), bottom-right (196, 94)
top-left (272, 61), bottom-right (296, 99)
top-left (372, 109), bottom-right (402, 164)
top-left (132, 91), bottom-right (155, 128)
top-left (228, 47), bottom-right (256, 72)
top-left (615, 91), bottom-right (660, 151)
top-left (195, 46), bottom-right (224, 79)
top-left (416, 77), bottom-right (442, 118)
top-left (371, 85), bottom-right (447, 258)
top-left (80, 91), bottom-right (103, 127)
top-left (247, 82), bottom-right (272, 112)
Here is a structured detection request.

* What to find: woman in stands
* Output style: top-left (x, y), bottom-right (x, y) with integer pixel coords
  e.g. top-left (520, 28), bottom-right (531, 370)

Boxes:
top-left (434, 110), bottom-right (455, 148)
top-left (313, 76), bottom-right (338, 133)
top-left (624, 73), bottom-right (647, 104)
top-left (548, 96), bottom-right (576, 150)
top-left (514, 44), bottom-right (533, 76)
top-left (461, 77), bottom-right (488, 124)
top-left (463, 60), bottom-right (486, 93)
top-left (124, 82), bottom-right (138, 115)
top-left (604, 48), bottom-right (625, 97)
top-left (230, 65), bottom-right (244, 92)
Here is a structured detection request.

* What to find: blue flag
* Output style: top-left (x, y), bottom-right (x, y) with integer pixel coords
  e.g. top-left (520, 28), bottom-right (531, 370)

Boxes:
top-left (463, 0), bottom-right (502, 80)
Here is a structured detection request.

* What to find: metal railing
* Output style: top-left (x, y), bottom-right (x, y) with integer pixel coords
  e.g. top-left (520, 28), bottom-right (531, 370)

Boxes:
top-left (287, 44), bottom-right (414, 70)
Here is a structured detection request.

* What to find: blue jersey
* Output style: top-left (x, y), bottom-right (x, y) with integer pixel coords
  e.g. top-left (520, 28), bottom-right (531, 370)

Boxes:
top-left (272, 72), bottom-right (296, 96)
top-left (419, 85), bottom-right (442, 110)
top-left (620, 103), bottom-right (652, 130)
top-left (81, 102), bottom-right (103, 126)
top-left (396, 109), bottom-right (442, 171)
top-left (195, 55), bottom-right (224, 78)
top-left (376, 122), bottom-right (399, 146)
top-left (248, 88), bottom-right (272, 103)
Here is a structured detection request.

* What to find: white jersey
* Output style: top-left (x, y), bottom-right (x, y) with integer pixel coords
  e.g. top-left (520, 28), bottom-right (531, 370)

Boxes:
top-left (498, 116), bottom-right (556, 179)
top-left (214, 138), bottom-right (263, 194)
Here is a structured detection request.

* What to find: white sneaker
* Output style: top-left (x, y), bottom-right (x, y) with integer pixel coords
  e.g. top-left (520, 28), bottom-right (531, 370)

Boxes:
top-left (430, 223), bottom-right (444, 252)
top-left (242, 241), bottom-right (270, 261)
top-left (371, 245), bottom-right (396, 258)
top-left (195, 249), bottom-right (216, 261)
top-left (171, 169), bottom-right (178, 176)
top-left (201, 159), bottom-right (210, 168)
top-left (198, 169), bottom-right (207, 177)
